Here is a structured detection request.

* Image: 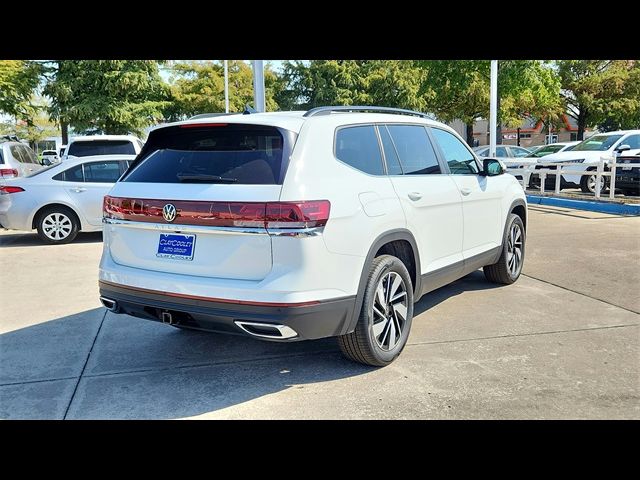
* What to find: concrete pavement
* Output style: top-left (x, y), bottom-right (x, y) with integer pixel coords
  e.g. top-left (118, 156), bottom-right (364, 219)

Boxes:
top-left (1, 206), bottom-right (638, 419)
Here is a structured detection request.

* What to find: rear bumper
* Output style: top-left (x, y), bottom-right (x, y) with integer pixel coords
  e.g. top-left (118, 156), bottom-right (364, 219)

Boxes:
top-left (99, 280), bottom-right (357, 341)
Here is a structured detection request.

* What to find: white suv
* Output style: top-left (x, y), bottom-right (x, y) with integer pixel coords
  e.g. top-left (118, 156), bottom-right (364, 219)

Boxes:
top-left (99, 107), bottom-right (527, 366)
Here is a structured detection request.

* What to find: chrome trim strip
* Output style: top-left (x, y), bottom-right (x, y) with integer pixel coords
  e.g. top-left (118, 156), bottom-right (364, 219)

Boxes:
top-left (103, 217), bottom-right (267, 235)
top-left (103, 217), bottom-right (324, 237)
top-left (234, 321), bottom-right (298, 339)
top-left (266, 227), bottom-right (324, 237)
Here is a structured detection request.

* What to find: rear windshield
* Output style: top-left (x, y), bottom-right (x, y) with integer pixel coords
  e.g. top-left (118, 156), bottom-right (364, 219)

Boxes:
top-left (123, 124), bottom-right (290, 185)
top-left (67, 140), bottom-right (135, 157)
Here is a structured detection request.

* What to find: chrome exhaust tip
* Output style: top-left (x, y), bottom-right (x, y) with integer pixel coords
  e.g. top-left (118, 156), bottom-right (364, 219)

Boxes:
top-left (234, 321), bottom-right (298, 339)
top-left (100, 296), bottom-right (119, 312)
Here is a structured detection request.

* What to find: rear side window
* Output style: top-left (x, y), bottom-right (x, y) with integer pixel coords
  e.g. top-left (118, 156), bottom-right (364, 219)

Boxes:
top-left (10, 145), bottom-right (26, 163)
top-left (67, 140), bottom-right (136, 157)
top-left (123, 124), bottom-right (289, 185)
top-left (20, 145), bottom-right (39, 164)
top-left (335, 125), bottom-right (384, 175)
top-left (84, 161), bottom-right (123, 183)
top-left (386, 125), bottom-right (441, 175)
top-left (53, 164), bottom-right (84, 182)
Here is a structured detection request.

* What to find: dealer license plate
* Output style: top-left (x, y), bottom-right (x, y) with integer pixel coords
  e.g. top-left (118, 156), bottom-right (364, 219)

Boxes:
top-left (156, 233), bottom-right (196, 261)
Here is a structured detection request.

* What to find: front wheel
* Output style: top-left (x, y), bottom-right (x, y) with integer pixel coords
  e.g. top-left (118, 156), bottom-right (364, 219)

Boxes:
top-left (484, 213), bottom-right (525, 285)
top-left (338, 255), bottom-right (414, 367)
top-left (581, 171), bottom-right (609, 194)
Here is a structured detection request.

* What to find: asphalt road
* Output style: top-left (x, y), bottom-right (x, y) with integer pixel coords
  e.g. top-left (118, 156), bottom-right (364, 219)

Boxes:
top-left (1, 206), bottom-right (638, 419)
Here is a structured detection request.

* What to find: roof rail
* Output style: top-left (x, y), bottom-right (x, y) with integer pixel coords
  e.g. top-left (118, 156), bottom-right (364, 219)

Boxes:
top-left (303, 106), bottom-right (431, 119)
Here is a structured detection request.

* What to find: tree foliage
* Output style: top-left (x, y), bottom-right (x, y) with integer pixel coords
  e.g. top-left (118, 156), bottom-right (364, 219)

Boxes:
top-left (557, 60), bottom-right (640, 138)
top-left (43, 60), bottom-right (169, 135)
top-left (164, 61), bottom-right (280, 121)
top-left (417, 60), bottom-right (561, 144)
top-left (0, 60), bottom-right (42, 121)
top-left (275, 60), bottom-right (426, 111)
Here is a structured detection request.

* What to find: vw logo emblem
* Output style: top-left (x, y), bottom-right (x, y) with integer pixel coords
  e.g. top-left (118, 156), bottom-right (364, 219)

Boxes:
top-left (162, 204), bottom-right (177, 223)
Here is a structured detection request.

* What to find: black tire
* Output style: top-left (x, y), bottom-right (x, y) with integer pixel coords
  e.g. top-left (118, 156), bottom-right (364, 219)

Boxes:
top-left (338, 254), bottom-right (414, 367)
top-left (484, 213), bottom-right (525, 285)
top-left (580, 169), bottom-right (609, 194)
top-left (35, 205), bottom-right (80, 244)
top-left (622, 189), bottom-right (639, 197)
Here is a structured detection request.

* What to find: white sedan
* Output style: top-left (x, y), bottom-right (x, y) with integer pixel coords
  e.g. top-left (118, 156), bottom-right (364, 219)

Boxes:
top-left (0, 155), bottom-right (133, 244)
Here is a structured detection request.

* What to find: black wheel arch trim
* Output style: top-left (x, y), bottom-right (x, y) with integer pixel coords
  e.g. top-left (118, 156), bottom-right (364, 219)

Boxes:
top-left (343, 229), bottom-right (421, 335)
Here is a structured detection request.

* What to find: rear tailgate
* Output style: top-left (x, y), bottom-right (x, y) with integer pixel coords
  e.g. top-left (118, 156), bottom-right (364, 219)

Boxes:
top-left (104, 123), bottom-right (295, 281)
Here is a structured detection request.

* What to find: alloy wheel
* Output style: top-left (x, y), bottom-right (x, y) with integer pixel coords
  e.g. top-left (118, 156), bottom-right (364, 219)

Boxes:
top-left (507, 222), bottom-right (523, 277)
top-left (371, 271), bottom-right (408, 351)
top-left (42, 213), bottom-right (73, 241)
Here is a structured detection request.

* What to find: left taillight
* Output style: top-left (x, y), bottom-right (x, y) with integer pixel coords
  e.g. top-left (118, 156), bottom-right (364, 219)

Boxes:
top-left (0, 186), bottom-right (25, 194)
top-left (0, 168), bottom-right (19, 178)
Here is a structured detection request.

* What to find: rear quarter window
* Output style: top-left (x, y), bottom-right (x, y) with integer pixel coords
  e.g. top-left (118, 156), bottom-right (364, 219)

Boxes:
top-left (123, 124), bottom-right (291, 185)
top-left (335, 125), bottom-right (384, 175)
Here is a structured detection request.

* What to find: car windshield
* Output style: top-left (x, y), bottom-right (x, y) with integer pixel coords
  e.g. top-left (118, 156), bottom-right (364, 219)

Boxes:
top-left (531, 144), bottom-right (565, 157)
top-left (571, 135), bottom-right (623, 152)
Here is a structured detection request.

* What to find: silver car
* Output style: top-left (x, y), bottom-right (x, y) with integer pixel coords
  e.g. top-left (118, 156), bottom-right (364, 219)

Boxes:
top-left (473, 144), bottom-right (533, 158)
top-left (0, 155), bottom-right (133, 244)
top-left (1, 141), bottom-right (45, 181)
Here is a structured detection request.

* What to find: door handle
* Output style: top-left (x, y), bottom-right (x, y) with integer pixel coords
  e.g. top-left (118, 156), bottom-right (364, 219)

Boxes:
top-left (71, 187), bottom-right (87, 193)
top-left (408, 192), bottom-right (423, 201)
top-left (460, 187), bottom-right (472, 196)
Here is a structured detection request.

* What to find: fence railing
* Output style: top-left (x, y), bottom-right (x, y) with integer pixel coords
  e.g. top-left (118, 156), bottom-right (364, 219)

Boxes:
top-left (505, 155), bottom-right (639, 200)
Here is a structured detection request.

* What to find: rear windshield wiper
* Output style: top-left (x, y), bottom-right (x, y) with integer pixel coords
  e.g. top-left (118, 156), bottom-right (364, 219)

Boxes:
top-left (176, 173), bottom-right (238, 183)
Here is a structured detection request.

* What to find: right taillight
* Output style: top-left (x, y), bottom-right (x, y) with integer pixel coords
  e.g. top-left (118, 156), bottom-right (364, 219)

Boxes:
top-left (0, 186), bottom-right (25, 194)
top-left (0, 168), bottom-right (19, 178)
top-left (265, 200), bottom-right (331, 229)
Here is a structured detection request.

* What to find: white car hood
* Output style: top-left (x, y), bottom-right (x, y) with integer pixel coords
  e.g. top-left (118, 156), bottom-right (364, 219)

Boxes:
top-left (541, 150), bottom-right (610, 163)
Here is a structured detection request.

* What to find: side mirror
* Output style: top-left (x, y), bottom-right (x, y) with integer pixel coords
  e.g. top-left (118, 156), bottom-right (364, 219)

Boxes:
top-left (615, 144), bottom-right (631, 153)
top-left (481, 158), bottom-right (505, 176)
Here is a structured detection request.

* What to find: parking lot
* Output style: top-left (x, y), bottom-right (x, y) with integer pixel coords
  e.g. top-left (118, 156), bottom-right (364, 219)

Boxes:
top-left (0, 205), bottom-right (638, 419)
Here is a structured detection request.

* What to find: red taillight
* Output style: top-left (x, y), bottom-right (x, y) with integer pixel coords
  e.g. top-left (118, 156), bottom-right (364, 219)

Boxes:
top-left (179, 123), bottom-right (228, 128)
top-left (0, 168), bottom-right (19, 178)
top-left (265, 200), bottom-right (331, 228)
top-left (0, 186), bottom-right (25, 194)
top-left (104, 196), bottom-right (331, 230)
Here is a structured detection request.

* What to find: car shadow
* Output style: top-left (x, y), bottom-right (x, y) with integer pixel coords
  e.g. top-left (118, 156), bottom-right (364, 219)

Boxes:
top-left (0, 231), bottom-right (103, 248)
top-left (1, 270), bottom-right (505, 419)
top-left (414, 270), bottom-right (505, 317)
top-left (0, 308), bottom-right (375, 419)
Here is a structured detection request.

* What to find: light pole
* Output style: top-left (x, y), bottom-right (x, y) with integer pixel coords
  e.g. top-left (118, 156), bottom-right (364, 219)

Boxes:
top-left (224, 60), bottom-right (229, 113)
top-left (489, 60), bottom-right (498, 157)
top-left (252, 60), bottom-right (266, 113)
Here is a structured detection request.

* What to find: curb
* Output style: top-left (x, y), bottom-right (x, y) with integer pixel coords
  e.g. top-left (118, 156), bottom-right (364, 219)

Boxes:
top-left (526, 195), bottom-right (640, 216)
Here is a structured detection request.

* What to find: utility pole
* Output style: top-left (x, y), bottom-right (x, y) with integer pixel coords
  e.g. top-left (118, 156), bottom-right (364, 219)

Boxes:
top-left (252, 60), bottom-right (266, 113)
top-left (224, 60), bottom-right (229, 113)
top-left (489, 60), bottom-right (498, 157)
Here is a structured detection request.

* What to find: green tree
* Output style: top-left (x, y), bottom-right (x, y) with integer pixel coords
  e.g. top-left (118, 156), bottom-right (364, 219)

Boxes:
top-left (0, 60), bottom-right (42, 122)
top-left (275, 60), bottom-right (426, 111)
top-left (43, 60), bottom-right (169, 138)
top-left (164, 60), bottom-right (280, 121)
top-left (557, 60), bottom-right (640, 139)
top-left (417, 60), bottom-right (561, 145)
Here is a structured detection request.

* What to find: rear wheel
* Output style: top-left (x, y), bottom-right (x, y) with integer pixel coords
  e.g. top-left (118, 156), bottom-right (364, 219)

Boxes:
top-left (36, 206), bottom-right (79, 244)
top-left (484, 213), bottom-right (525, 285)
top-left (338, 255), bottom-right (414, 367)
